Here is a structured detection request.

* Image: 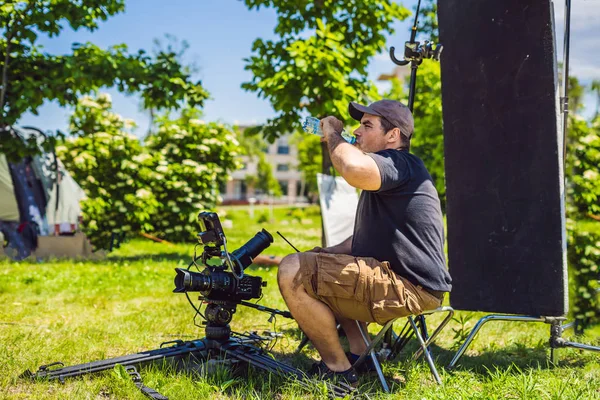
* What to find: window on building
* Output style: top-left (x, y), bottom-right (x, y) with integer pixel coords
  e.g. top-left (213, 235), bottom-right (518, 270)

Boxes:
top-left (277, 145), bottom-right (290, 155)
top-left (240, 162), bottom-right (247, 170)
top-left (278, 180), bottom-right (289, 196)
top-left (276, 163), bottom-right (290, 172)
top-left (233, 180), bottom-right (248, 200)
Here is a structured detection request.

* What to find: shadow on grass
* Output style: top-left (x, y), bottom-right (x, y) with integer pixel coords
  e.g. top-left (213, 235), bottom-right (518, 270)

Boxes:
top-left (387, 340), bottom-right (557, 377)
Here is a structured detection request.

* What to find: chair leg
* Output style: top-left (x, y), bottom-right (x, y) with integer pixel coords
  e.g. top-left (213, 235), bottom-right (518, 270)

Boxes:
top-left (412, 306), bottom-right (454, 361)
top-left (351, 307), bottom-right (454, 390)
top-left (354, 320), bottom-right (395, 393)
top-left (408, 316), bottom-right (442, 384)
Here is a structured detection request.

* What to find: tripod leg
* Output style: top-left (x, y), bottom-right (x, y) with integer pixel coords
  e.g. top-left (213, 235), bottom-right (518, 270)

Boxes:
top-left (220, 341), bottom-right (355, 398)
top-left (22, 340), bottom-right (208, 380)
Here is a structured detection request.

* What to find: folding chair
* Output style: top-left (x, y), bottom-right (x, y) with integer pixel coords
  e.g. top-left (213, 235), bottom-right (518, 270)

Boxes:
top-left (352, 306), bottom-right (454, 393)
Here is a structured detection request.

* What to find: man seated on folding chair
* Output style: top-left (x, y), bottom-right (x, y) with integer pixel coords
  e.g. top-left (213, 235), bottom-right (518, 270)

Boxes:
top-left (277, 99), bottom-right (452, 386)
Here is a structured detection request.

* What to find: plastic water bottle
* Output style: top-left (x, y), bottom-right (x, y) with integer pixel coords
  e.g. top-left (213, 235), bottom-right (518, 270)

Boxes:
top-left (302, 116), bottom-right (356, 145)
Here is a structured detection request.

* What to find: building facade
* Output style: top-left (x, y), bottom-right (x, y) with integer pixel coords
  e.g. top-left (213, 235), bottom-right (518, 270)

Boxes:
top-left (221, 134), bottom-right (306, 204)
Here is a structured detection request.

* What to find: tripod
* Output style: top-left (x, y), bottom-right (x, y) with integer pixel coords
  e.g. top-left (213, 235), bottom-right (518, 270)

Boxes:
top-left (22, 301), bottom-right (354, 399)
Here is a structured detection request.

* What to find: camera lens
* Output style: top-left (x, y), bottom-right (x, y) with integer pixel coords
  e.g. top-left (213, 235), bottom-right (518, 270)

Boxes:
top-left (173, 268), bottom-right (212, 293)
top-left (231, 229), bottom-right (273, 269)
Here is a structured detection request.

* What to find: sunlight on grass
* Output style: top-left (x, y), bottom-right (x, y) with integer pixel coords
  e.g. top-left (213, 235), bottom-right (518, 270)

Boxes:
top-left (1, 205), bottom-right (599, 399)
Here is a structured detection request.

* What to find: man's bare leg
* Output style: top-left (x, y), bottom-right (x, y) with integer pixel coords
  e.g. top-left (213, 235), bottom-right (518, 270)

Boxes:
top-left (277, 253), bottom-right (351, 372)
top-left (336, 316), bottom-right (369, 356)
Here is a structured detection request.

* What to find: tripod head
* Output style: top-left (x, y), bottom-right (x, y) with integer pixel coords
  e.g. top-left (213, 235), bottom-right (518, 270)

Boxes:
top-left (390, 40), bottom-right (442, 66)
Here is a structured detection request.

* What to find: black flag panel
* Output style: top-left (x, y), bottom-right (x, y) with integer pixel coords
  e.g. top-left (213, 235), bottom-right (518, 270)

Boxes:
top-left (438, 0), bottom-right (567, 316)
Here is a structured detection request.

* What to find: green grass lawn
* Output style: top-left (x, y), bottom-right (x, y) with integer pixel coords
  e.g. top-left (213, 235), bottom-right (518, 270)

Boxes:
top-left (1, 205), bottom-right (600, 399)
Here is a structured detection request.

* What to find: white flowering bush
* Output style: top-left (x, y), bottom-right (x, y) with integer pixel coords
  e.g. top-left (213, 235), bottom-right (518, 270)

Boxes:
top-left (145, 108), bottom-right (241, 242)
top-left (57, 95), bottom-right (160, 249)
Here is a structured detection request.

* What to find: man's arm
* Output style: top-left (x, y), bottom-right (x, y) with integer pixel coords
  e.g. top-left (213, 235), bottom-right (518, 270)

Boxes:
top-left (321, 117), bottom-right (381, 191)
top-left (321, 235), bottom-right (353, 254)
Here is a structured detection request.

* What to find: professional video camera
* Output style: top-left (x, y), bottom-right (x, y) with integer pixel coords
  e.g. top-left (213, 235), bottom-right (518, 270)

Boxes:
top-left (173, 211), bottom-right (274, 340)
top-left (174, 211), bottom-right (271, 301)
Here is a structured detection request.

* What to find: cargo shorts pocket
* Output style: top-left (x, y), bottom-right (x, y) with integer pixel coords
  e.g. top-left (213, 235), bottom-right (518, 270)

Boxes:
top-left (370, 264), bottom-right (413, 324)
top-left (315, 255), bottom-right (366, 303)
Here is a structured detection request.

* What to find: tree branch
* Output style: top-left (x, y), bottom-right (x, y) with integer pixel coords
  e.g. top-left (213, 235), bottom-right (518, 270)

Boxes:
top-left (0, 1), bottom-right (36, 122)
top-left (0, 27), bottom-right (14, 118)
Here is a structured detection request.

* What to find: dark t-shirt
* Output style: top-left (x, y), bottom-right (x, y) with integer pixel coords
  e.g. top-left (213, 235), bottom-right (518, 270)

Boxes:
top-left (351, 149), bottom-right (452, 292)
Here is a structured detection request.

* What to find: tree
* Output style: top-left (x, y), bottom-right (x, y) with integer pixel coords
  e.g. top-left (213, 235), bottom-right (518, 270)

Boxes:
top-left (0, 0), bottom-right (209, 161)
top-left (145, 109), bottom-right (242, 242)
top-left (255, 153), bottom-right (282, 197)
top-left (241, 0), bottom-right (410, 143)
top-left (415, 0), bottom-right (438, 42)
top-left (290, 131), bottom-right (322, 202)
top-left (59, 96), bottom-right (243, 247)
top-left (565, 78), bottom-right (600, 219)
top-left (57, 94), bottom-right (160, 249)
top-left (564, 81), bottom-right (600, 329)
top-left (591, 79), bottom-right (600, 118)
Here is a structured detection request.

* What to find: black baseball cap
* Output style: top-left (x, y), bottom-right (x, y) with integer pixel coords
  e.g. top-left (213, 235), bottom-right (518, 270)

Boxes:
top-left (349, 99), bottom-right (414, 139)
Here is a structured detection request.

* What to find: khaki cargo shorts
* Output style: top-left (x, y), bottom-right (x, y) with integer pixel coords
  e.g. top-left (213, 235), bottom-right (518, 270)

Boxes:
top-left (295, 252), bottom-right (443, 325)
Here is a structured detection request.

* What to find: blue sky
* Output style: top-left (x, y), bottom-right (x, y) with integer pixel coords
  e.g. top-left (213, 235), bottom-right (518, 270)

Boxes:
top-left (17, 0), bottom-right (599, 137)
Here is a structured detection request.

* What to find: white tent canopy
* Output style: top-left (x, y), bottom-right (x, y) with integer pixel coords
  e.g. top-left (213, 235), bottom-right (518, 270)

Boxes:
top-left (0, 155), bottom-right (19, 222)
top-left (0, 128), bottom-right (85, 229)
top-left (46, 161), bottom-right (86, 226)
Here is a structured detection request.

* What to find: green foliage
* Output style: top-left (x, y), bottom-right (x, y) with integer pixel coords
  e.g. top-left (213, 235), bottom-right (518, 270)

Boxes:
top-left (567, 222), bottom-right (600, 331)
top-left (411, 61), bottom-right (446, 208)
top-left (565, 93), bottom-right (600, 329)
top-left (235, 126), bottom-right (269, 158)
top-left (256, 211), bottom-right (269, 224)
top-left (57, 94), bottom-right (160, 249)
top-left (415, 0), bottom-right (439, 42)
top-left (145, 110), bottom-right (241, 242)
top-left (290, 132), bottom-right (322, 200)
top-left (57, 94), bottom-right (241, 247)
top-left (568, 76), bottom-right (586, 115)
top-left (591, 79), bottom-right (600, 117)
top-left (287, 207), bottom-right (305, 223)
top-left (242, 0), bottom-right (410, 142)
top-left (0, 0), bottom-right (209, 161)
top-left (566, 114), bottom-right (600, 217)
top-left (255, 153), bottom-right (282, 196)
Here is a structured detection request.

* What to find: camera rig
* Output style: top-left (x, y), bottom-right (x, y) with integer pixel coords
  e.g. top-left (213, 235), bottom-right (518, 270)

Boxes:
top-left (173, 211), bottom-right (275, 340)
top-left (22, 212), bottom-right (353, 399)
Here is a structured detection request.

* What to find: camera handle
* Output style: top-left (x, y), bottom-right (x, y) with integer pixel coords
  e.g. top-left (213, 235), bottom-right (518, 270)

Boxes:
top-left (220, 233), bottom-right (244, 280)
